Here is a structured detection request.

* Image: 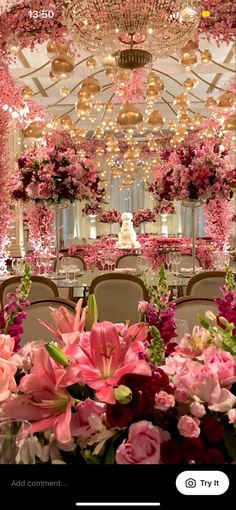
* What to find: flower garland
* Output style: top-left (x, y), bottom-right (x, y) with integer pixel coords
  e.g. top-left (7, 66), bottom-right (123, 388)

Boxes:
top-left (0, 113), bottom-right (12, 273)
top-left (25, 202), bottom-right (55, 256)
top-left (204, 199), bottom-right (233, 252)
top-left (133, 208), bottom-right (156, 227)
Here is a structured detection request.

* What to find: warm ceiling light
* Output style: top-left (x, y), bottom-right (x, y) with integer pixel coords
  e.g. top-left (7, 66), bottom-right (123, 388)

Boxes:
top-left (59, 115), bottom-right (74, 130)
top-left (117, 102), bottom-right (143, 128)
top-left (193, 113), bottom-right (203, 125)
top-left (21, 86), bottom-right (34, 99)
top-left (75, 101), bottom-right (91, 115)
top-left (174, 93), bottom-right (190, 107)
top-left (205, 96), bottom-right (217, 109)
top-left (222, 113), bottom-right (236, 133)
top-left (147, 110), bottom-right (165, 127)
top-left (201, 49), bottom-right (212, 64)
top-left (86, 56), bottom-right (97, 69)
top-left (105, 102), bottom-right (114, 112)
top-left (77, 88), bottom-right (92, 102)
top-left (167, 120), bottom-right (177, 131)
top-left (183, 78), bottom-right (196, 91)
top-left (46, 40), bottom-right (69, 58)
top-left (217, 92), bottom-right (235, 108)
top-left (24, 123), bottom-right (44, 139)
top-left (51, 54), bottom-right (75, 79)
top-left (60, 86), bottom-right (70, 97)
top-left (181, 39), bottom-right (198, 56)
top-left (81, 76), bottom-right (101, 94)
top-left (179, 53), bottom-right (197, 69)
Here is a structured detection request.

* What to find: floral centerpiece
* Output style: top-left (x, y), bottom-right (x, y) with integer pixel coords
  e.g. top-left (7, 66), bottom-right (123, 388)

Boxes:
top-left (154, 200), bottom-right (175, 215)
top-left (82, 203), bottom-right (102, 216)
top-left (99, 209), bottom-right (121, 224)
top-left (11, 140), bottom-right (104, 207)
top-left (148, 121), bottom-right (236, 211)
top-left (1, 267), bottom-right (236, 464)
top-left (133, 208), bottom-right (156, 228)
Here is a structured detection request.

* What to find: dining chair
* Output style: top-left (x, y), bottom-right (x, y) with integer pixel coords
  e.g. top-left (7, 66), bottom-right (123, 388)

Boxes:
top-left (186, 271), bottom-right (236, 299)
top-left (116, 254), bottom-right (139, 269)
top-left (89, 273), bottom-right (149, 324)
top-left (180, 254), bottom-right (201, 268)
top-left (20, 298), bottom-right (76, 346)
top-left (0, 276), bottom-right (59, 308)
top-left (174, 296), bottom-right (218, 333)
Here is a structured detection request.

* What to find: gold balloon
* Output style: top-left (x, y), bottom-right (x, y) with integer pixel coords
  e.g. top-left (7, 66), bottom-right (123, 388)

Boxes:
top-left (222, 114), bottom-right (236, 132)
top-left (147, 110), bottom-right (165, 127)
top-left (105, 102), bottom-right (114, 112)
top-left (21, 86), bottom-right (33, 99)
top-left (47, 41), bottom-right (70, 58)
top-left (193, 113), bottom-right (203, 126)
top-left (183, 78), bottom-right (196, 91)
top-left (81, 76), bottom-right (101, 94)
top-left (201, 50), bottom-right (212, 64)
top-left (60, 86), bottom-right (70, 97)
top-left (51, 54), bottom-right (75, 79)
top-left (117, 102), bottom-right (143, 128)
top-left (174, 93), bottom-right (190, 107)
top-left (205, 97), bottom-right (217, 109)
top-left (24, 124), bottom-right (44, 138)
top-left (146, 85), bottom-right (159, 99)
top-left (217, 92), bottom-right (235, 108)
top-left (181, 40), bottom-right (198, 56)
top-left (77, 88), bottom-right (92, 102)
top-left (86, 57), bottom-right (97, 69)
top-left (75, 101), bottom-right (91, 114)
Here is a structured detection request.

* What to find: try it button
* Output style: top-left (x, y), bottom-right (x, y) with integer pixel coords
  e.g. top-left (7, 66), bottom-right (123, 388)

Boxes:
top-left (176, 471), bottom-right (229, 496)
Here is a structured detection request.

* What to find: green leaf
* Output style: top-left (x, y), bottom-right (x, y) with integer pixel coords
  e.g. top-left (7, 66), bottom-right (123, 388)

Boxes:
top-left (224, 430), bottom-right (236, 460)
top-left (104, 445), bottom-right (115, 464)
top-left (86, 294), bottom-right (98, 330)
top-left (198, 315), bottom-right (210, 329)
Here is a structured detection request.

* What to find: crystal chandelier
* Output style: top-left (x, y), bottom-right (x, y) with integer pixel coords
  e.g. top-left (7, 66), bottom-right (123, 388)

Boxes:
top-left (63, 1), bottom-right (200, 67)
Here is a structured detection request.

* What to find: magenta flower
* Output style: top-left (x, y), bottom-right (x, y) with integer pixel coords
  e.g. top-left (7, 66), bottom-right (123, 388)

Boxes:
top-left (77, 321), bottom-right (152, 404)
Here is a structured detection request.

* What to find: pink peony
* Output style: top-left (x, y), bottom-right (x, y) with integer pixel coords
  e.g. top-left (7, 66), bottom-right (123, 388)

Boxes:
top-left (0, 358), bottom-right (17, 402)
top-left (155, 391), bottom-right (175, 411)
top-left (177, 415), bottom-right (200, 438)
top-left (116, 421), bottom-right (162, 464)
top-left (0, 334), bottom-right (15, 360)
top-left (201, 346), bottom-right (236, 387)
top-left (190, 401), bottom-right (206, 418)
top-left (228, 409), bottom-right (236, 424)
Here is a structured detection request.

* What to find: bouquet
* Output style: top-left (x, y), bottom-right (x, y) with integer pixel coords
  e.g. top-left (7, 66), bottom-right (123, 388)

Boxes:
top-left (99, 209), bottom-right (121, 224)
top-left (82, 203), bottom-right (101, 216)
top-left (133, 208), bottom-right (156, 227)
top-left (1, 269), bottom-right (236, 465)
top-left (148, 121), bottom-right (236, 211)
top-left (11, 139), bottom-right (105, 207)
top-left (154, 200), bottom-right (175, 215)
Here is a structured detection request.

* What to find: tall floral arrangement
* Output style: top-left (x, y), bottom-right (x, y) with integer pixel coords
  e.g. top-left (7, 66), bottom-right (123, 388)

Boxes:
top-left (25, 203), bottom-right (56, 256)
top-left (0, 112), bottom-right (12, 273)
top-left (204, 199), bottom-right (233, 252)
top-left (99, 209), bottom-right (121, 224)
top-left (1, 269), bottom-right (236, 464)
top-left (149, 121), bottom-right (236, 211)
top-left (133, 208), bottom-right (156, 227)
top-left (11, 137), bottom-right (104, 206)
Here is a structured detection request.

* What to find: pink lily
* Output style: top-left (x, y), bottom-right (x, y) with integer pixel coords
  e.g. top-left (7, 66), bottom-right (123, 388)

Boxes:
top-left (76, 321), bottom-right (152, 404)
top-left (4, 348), bottom-right (80, 443)
top-left (39, 298), bottom-right (87, 346)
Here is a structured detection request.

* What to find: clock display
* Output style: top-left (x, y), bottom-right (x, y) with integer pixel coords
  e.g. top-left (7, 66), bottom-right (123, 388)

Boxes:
top-left (28, 10), bottom-right (54, 19)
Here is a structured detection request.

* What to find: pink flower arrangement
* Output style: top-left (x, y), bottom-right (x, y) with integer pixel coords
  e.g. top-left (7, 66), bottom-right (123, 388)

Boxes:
top-left (204, 199), bottom-right (233, 252)
top-left (11, 137), bottom-right (105, 206)
top-left (1, 267), bottom-right (236, 464)
top-left (99, 209), bottom-right (121, 224)
top-left (25, 203), bottom-right (56, 256)
top-left (154, 200), bottom-right (175, 215)
top-left (149, 122), bottom-right (236, 209)
top-left (82, 203), bottom-right (101, 216)
top-left (132, 208), bottom-right (156, 227)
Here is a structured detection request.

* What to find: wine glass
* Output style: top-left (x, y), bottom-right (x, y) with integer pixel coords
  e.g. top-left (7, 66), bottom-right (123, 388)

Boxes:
top-left (166, 252), bottom-right (173, 273)
top-left (0, 420), bottom-right (35, 464)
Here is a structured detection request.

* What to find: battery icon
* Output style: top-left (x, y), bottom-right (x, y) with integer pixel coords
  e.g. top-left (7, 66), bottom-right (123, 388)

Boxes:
top-left (201, 10), bottom-right (211, 17)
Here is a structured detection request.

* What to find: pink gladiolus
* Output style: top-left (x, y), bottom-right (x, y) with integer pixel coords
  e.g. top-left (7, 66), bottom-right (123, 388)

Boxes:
top-left (77, 321), bottom-right (151, 404)
top-left (4, 349), bottom-right (80, 443)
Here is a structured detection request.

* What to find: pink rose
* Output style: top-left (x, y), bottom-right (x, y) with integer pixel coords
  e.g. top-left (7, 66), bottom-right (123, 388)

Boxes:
top-left (0, 358), bottom-right (17, 402)
top-left (228, 409), bottom-right (236, 424)
top-left (174, 388), bottom-right (190, 403)
top-left (190, 401), bottom-right (206, 418)
top-left (38, 182), bottom-right (52, 199)
top-left (138, 301), bottom-right (149, 314)
top-left (155, 391), bottom-right (175, 411)
top-left (202, 346), bottom-right (236, 386)
top-left (0, 334), bottom-right (15, 360)
top-left (116, 421), bottom-right (161, 464)
top-left (177, 415), bottom-right (200, 438)
top-left (70, 398), bottom-right (105, 438)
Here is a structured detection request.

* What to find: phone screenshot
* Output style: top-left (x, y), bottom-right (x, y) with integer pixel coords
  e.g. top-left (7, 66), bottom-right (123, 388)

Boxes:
top-left (0, 0), bottom-right (235, 508)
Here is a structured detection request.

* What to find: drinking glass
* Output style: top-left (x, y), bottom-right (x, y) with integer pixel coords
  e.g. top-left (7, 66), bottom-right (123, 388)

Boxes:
top-left (175, 319), bottom-right (189, 343)
top-left (166, 252), bottom-right (172, 273)
top-left (0, 420), bottom-right (35, 464)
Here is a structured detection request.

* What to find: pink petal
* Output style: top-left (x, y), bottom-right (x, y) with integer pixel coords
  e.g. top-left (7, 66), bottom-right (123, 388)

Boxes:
top-left (55, 403), bottom-right (72, 443)
top-left (90, 321), bottom-right (122, 371)
top-left (124, 323), bottom-right (148, 343)
top-left (208, 389), bottom-right (236, 412)
top-left (95, 386), bottom-right (116, 404)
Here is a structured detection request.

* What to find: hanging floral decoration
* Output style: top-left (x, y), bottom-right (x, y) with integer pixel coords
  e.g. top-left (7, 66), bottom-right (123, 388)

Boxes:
top-left (25, 203), bottom-right (56, 256)
top-left (204, 199), bottom-right (233, 252)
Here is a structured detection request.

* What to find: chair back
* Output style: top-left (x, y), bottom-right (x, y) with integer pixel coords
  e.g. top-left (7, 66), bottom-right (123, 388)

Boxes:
top-left (116, 254), bottom-right (139, 268)
top-left (0, 276), bottom-right (59, 308)
top-left (56, 255), bottom-right (86, 272)
top-left (186, 271), bottom-right (236, 298)
top-left (174, 296), bottom-right (218, 333)
top-left (180, 254), bottom-right (201, 268)
top-left (89, 273), bottom-right (148, 324)
top-left (20, 298), bottom-right (76, 346)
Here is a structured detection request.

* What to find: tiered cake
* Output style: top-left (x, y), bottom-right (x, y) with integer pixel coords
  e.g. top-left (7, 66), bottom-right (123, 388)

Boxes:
top-left (116, 212), bottom-right (141, 250)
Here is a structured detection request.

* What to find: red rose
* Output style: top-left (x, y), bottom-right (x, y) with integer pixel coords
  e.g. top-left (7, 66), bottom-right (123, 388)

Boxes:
top-left (204, 448), bottom-right (225, 464)
top-left (182, 438), bottom-right (205, 462)
top-left (161, 440), bottom-right (182, 464)
top-left (106, 403), bottom-right (133, 428)
top-left (202, 417), bottom-right (225, 444)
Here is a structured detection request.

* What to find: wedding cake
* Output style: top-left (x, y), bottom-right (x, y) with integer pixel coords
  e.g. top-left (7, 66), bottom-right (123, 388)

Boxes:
top-left (116, 212), bottom-right (141, 250)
